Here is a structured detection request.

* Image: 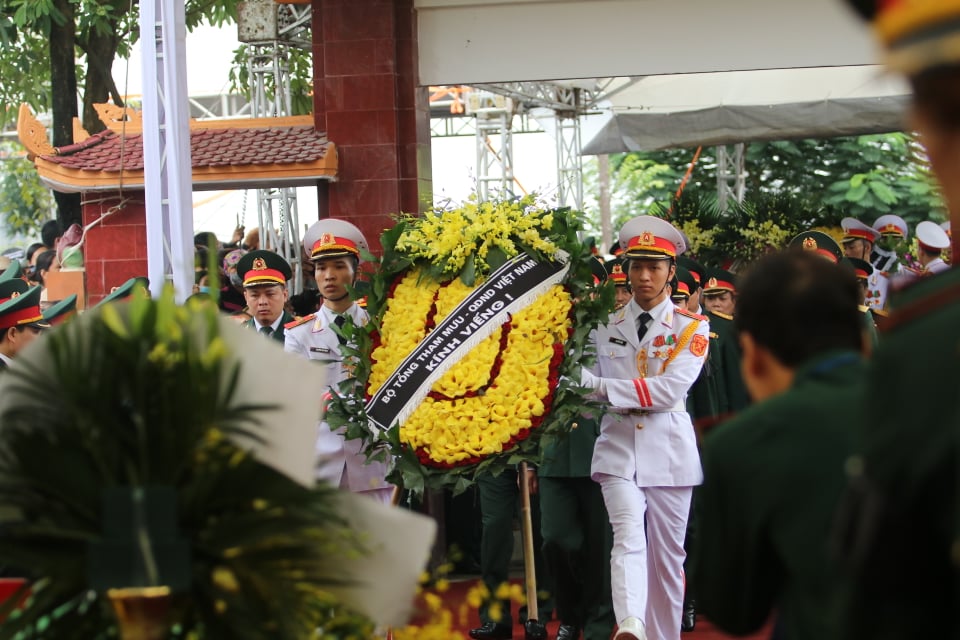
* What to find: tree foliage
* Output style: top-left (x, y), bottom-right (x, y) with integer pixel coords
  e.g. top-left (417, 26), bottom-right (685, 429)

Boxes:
top-left (1, 0), bottom-right (245, 230)
top-left (584, 133), bottom-right (947, 248)
top-left (0, 142), bottom-right (56, 238)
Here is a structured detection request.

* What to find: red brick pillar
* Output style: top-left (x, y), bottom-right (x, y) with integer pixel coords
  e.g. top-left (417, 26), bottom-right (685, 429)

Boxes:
top-left (312, 0), bottom-right (432, 253)
top-left (82, 192), bottom-right (149, 305)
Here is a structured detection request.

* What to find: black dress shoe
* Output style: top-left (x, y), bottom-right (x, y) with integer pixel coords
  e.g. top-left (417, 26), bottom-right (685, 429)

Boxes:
top-left (555, 623), bottom-right (581, 640)
top-left (681, 600), bottom-right (696, 632)
top-left (470, 622), bottom-right (513, 640)
top-left (524, 619), bottom-right (547, 640)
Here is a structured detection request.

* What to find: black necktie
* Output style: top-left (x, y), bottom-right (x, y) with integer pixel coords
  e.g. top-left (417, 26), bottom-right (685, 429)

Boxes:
top-left (636, 312), bottom-right (652, 344)
top-left (259, 325), bottom-right (273, 337)
top-left (334, 314), bottom-right (347, 345)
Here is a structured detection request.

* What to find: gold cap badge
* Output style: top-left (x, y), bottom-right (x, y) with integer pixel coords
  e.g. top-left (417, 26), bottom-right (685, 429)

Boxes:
top-left (640, 231), bottom-right (655, 246)
top-left (252, 257), bottom-right (267, 271)
top-left (706, 277), bottom-right (718, 289)
top-left (802, 237), bottom-right (817, 250)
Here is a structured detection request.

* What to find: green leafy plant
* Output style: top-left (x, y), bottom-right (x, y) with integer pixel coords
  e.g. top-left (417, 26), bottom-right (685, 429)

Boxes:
top-left (0, 289), bottom-right (369, 639)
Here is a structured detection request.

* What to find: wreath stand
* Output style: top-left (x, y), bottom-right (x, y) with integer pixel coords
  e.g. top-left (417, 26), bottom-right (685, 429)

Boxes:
top-left (519, 462), bottom-right (547, 640)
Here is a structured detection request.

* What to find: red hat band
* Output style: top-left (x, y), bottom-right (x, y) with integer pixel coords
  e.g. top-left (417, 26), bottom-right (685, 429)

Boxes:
top-left (311, 234), bottom-right (359, 258)
top-left (243, 256), bottom-right (287, 286)
top-left (843, 229), bottom-right (876, 242)
top-left (705, 277), bottom-right (735, 293)
top-left (853, 268), bottom-right (869, 280)
top-left (878, 224), bottom-right (904, 237)
top-left (918, 240), bottom-right (943, 253)
top-left (0, 306), bottom-right (43, 330)
top-left (626, 233), bottom-right (676, 258)
top-left (675, 281), bottom-right (691, 296)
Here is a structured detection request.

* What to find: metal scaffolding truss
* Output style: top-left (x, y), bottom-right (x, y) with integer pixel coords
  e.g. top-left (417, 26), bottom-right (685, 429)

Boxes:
top-left (716, 144), bottom-right (747, 211)
top-left (467, 81), bottom-right (614, 210)
top-left (472, 80), bottom-right (617, 114)
top-left (555, 113), bottom-right (583, 211)
top-left (430, 112), bottom-right (543, 138)
top-left (238, 0), bottom-right (311, 293)
top-left (468, 91), bottom-right (516, 201)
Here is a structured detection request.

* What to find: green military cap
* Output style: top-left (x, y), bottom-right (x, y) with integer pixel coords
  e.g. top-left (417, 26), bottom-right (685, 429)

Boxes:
top-left (588, 256), bottom-right (607, 285)
top-left (0, 277), bottom-right (30, 304)
top-left (97, 277), bottom-right (150, 307)
top-left (669, 272), bottom-right (683, 303)
top-left (789, 230), bottom-right (843, 264)
top-left (677, 256), bottom-right (707, 291)
top-left (702, 267), bottom-right (738, 295)
top-left (674, 266), bottom-right (698, 301)
top-left (235, 250), bottom-right (292, 287)
top-left (0, 286), bottom-right (49, 331)
top-left (0, 261), bottom-right (24, 283)
top-left (670, 268), bottom-right (695, 305)
top-left (609, 240), bottom-right (624, 257)
top-left (43, 294), bottom-right (78, 326)
top-left (604, 257), bottom-right (628, 287)
top-left (841, 257), bottom-right (874, 283)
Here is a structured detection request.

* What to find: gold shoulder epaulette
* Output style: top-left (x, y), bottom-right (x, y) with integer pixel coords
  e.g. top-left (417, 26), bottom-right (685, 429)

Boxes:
top-left (284, 313), bottom-right (315, 330)
top-left (676, 307), bottom-right (707, 321)
top-left (711, 311), bottom-right (734, 321)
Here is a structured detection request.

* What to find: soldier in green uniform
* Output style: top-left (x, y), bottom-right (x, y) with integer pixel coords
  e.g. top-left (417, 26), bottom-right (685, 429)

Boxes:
top-left (0, 286), bottom-right (49, 369)
top-left (701, 268), bottom-right (749, 413)
top-left (536, 260), bottom-right (616, 640)
top-left (693, 249), bottom-right (865, 640)
top-left (839, 3), bottom-right (960, 639)
top-left (95, 276), bottom-right (149, 307)
top-left (235, 250), bottom-right (294, 343)
top-left (42, 294), bottom-right (78, 327)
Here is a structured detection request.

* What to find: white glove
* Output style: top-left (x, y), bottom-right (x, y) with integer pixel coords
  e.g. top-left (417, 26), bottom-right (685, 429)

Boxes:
top-left (579, 367), bottom-right (606, 398)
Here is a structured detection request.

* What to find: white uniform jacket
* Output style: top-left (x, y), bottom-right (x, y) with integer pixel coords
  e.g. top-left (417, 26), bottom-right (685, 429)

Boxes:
top-left (589, 297), bottom-right (708, 488)
top-left (284, 304), bottom-right (391, 492)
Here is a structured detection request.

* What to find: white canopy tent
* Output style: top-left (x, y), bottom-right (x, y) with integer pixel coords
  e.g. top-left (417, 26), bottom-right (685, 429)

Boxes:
top-left (581, 65), bottom-right (911, 154)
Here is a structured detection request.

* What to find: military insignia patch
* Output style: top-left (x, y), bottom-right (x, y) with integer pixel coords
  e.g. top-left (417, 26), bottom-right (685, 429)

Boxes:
top-left (653, 335), bottom-right (665, 347)
top-left (640, 231), bottom-right (655, 246)
top-left (252, 257), bottom-right (267, 271)
top-left (690, 334), bottom-right (708, 357)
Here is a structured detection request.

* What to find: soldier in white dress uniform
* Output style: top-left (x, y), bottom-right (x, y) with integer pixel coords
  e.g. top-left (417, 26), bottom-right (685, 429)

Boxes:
top-left (841, 217), bottom-right (886, 310)
top-left (915, 220), bottom-right (951, 275)
top-left (579, 216), bottom-right (709, 640)
top-left (869, 214), bottom-right (910, 308)
top-left (284, 219), bottom-right (393, 504)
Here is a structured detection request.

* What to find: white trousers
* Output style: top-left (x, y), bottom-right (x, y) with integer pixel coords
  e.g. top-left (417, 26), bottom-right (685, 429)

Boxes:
top-left (598, 475), bottom-right (692, 640)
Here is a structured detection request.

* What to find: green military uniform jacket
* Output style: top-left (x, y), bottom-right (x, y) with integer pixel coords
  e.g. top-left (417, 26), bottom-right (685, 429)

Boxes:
top-left (242, 311), bottom-right (294, 344)
top-left (843, 267), bottom-right (960, 640)
top-left (687, 313), bottom-right (722, 424)
top-left (539, 415), bottom-right (600, 478)
top-left (705, 310), bottom-right (750, 413)
top-left (693, 350), bottom-right (864, 640)
top-left (859, 306), bottom-right (879, 350)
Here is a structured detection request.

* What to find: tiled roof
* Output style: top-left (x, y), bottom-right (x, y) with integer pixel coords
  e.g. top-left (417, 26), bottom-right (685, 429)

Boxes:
top-left (30, 116), bottom-right (338, 193)
top-left (44, 126), bottom-right (332, 171)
